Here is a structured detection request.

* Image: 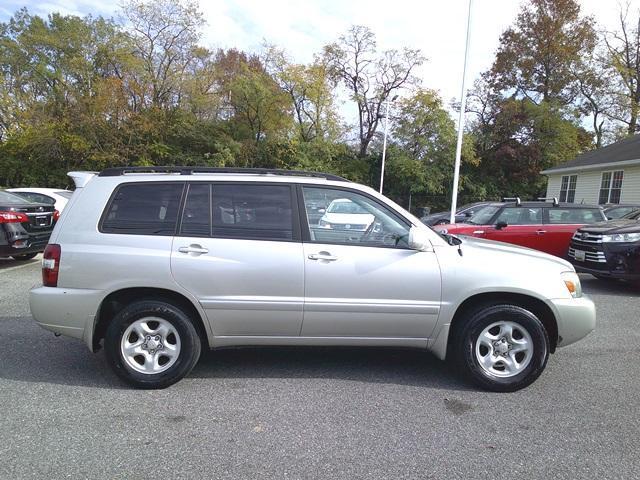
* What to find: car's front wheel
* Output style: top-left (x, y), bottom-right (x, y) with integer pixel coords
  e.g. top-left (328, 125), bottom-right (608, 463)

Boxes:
top-left (104, 300), bottom-right (202, 389)
top-left (454, 304), bottom-right (549, 392)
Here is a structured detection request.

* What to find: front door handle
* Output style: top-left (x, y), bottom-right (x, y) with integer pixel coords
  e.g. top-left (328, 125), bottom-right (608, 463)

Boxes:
top-left (536, 230), bottom-right (547, 235)
top-left (308, 252), bottom-right (338, 262)
top-left (178, 244), bottom-right (209, 255)
top-left (473, 230), bottom-right (485, 235)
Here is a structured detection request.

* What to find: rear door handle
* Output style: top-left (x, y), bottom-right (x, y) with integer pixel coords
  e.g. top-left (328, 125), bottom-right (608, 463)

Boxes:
top-left (178, 244), bottom-right (209, 255)
top-left (308, 252), bottom-right (338, 262)
top-left (536, 230), bottom-right (547, 235)
top-left (473, 230), bottom-right (485, 235)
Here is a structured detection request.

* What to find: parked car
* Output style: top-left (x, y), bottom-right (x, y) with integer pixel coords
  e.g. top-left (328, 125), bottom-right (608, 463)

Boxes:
top-left (7, 188), bottom-right (73, 212)
top-left (420, 201), bottom-right (493, 226)
top-left (602, 204), bottom-right (640, 220)
top-left (1, 190), bottom-right (58, 260)
top-left (30, 167), bottom-right (595, 392)
top-left (433, 200), bottom-right (607, 258)
top-left (568, 209), bottom-right (640, 282)
top-left (318, 198), bottom-right (375, 231)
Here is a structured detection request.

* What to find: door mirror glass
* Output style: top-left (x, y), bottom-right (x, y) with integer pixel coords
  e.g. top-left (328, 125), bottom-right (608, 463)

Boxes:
top-left (408, 226), bottom-right (430, 251)
top-left (495, 221), bottom-right (508, 230)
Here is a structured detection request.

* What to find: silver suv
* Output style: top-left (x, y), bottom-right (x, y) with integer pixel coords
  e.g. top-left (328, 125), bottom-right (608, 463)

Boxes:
top-left (30, 167), bottom-right (596, 391)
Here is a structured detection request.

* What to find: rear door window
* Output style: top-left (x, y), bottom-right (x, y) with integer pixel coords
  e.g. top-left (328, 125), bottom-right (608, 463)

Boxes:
top-left (494, 207), bottom-right (542, 225)
top-left (546, 208), bottom-right (604, 224)
top-left (101, 182), bottom-right (184, 235)
top-left (211, 183), bottom-right (295, 241)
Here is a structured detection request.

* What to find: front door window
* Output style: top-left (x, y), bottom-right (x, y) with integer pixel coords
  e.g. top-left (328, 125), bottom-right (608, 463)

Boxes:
top-left (302, 187), bottom-right (410, 248)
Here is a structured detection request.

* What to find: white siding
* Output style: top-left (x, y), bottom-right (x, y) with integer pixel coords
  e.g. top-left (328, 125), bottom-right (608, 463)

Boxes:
top-left (573, 171), bottom-right (601, 204)
top-left (620, 165), bottom-right (640, 203)
top-left (545, 166), bottom-right (640, 204)
top-left (546, 175), bottom-right (562, 199)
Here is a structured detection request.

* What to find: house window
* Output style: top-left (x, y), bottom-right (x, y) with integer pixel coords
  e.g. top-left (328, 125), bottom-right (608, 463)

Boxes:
top-left (559, 175), bottom-right (577, 203)
top-left (598, 170), bottom-right (624, 204)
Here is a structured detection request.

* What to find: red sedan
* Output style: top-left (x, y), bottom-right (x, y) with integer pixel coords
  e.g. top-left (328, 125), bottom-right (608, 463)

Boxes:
top-left (433, 201), bottom-right (607, 257)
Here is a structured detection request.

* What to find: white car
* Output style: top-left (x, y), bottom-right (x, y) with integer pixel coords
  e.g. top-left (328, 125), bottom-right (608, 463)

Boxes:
top-left (7, 188), bottom-right (73, 212)
top-left (319, 198), bottom-right (375, 231)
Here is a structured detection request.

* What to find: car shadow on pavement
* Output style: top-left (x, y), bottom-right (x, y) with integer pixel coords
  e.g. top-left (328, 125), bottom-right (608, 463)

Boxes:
top-left (0, 256), bottom-right (40, 271)
top-left (579, 275), bottom-right (639, 297)
top-left (190, 346), bottom-right (473, 392)
top-left (0, 317), bottom-right (471, 391)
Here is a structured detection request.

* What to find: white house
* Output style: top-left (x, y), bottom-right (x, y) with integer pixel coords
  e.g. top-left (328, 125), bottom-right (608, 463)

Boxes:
top-left (541, 135), bottom-right (640, 205)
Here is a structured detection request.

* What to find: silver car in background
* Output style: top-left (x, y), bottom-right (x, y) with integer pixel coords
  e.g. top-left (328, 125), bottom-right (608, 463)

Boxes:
top-left (29, 167), bottom-right (595, 391)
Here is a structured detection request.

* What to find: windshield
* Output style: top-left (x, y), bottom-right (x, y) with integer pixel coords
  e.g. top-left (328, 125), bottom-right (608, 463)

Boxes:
top-left (467, 205), bottom-right (500, 225)
top-left (0, 190), bottom-right (34, 205)
top-left (327, 200), bottom-right (369, 214)
top-left (621, 209), bottom-right (640, 220)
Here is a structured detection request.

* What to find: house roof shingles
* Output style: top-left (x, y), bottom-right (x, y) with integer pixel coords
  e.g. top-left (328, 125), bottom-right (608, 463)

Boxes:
top-left (544, 134), bottom-right (640, 173)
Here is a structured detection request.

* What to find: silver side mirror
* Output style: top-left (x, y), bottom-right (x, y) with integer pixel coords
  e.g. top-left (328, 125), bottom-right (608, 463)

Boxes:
top-left (408, 226), bottom-right (430, 251)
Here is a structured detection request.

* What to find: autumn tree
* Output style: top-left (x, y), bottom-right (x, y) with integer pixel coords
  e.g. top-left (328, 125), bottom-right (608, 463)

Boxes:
top-left (120, 0), bottom-right (204, 109)
top-left (489, 0), bottom-right (596, 106)
top-left (323, 25), bottom-right (424, 157)
top-left (264, 46), bottom-right (341, 142)
top-left (603, 2), bottom-right (640, 135)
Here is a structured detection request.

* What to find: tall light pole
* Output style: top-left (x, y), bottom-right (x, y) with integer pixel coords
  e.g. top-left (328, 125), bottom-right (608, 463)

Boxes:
top-left (450, 0), bottom-right (473, 224)
top-left (379, 94), bottom-right (398, 194)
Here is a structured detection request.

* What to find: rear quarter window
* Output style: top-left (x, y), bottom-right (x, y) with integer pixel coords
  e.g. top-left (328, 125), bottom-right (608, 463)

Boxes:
top-left (101, 182), bottom-right (184, 235)
top-left (547, 208), bottom-right (604, 224)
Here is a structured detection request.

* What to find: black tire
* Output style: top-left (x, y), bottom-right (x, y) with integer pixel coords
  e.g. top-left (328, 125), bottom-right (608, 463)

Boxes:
top-left (12, 252), bottom-right (38, 261)
top-left (452, 304), bottom-right (549, 392)
top-left (104, 300), bottom-right (202, 389)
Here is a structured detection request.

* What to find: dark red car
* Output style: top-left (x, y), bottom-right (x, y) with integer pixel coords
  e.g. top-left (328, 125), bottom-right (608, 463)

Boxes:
top-left (433, 200), bottom-right (607, 257)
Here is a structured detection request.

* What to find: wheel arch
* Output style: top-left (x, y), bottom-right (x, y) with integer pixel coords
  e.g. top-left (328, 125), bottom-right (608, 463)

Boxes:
top-left (446, 292), bottom-right (558, 360)
top-left (93, 287), bottom-right (209, 352)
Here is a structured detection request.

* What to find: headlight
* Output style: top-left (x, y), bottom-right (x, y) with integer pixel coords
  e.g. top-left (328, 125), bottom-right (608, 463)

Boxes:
top-left (602, 232), bottom-right (640, 243)
top-left (561, 271), bottom-right (582, 298)
top-left (318, 219), bottom-right (331, 229)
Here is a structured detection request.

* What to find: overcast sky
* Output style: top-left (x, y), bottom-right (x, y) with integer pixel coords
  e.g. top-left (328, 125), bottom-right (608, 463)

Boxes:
top-left (1, 0), bottom-right (640, 106)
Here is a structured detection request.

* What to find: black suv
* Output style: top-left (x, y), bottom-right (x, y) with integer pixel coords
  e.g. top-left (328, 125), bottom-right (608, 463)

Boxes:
top-left (0, 190), bottom-right (58, 260)
top-left (568, 209), bottom-right (640, 281)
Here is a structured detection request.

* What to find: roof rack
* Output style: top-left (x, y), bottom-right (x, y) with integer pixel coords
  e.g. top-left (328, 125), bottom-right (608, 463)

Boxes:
top-left (502, 197), bottom-right (521, 206)
top-left (537, 197), bottom-right (559, 206)
top-left (97, 166), bottom-right (350, 182)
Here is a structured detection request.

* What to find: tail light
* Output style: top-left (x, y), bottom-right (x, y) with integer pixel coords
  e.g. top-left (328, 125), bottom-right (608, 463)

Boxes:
top-left (42, 244), bottom-right (61, 287)
top-left (53, 210), bottom-right (60, 221)
top-left (0, 211), bottom-right (29, 223)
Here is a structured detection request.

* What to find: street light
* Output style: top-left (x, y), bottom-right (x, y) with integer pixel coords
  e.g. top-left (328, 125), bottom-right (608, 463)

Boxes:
top-left (379, 94), bottom-right (399, 194)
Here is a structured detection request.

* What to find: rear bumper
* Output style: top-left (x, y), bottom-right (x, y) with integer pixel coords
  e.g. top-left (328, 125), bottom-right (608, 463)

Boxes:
top-left (0, 242), bottom-right (47, 257)
top-left (549, 295), bottom-right (596, 348)
top-left (29, 286), bottom-right (103, 350)
top-left (1, 225), bottom-right (51, 257)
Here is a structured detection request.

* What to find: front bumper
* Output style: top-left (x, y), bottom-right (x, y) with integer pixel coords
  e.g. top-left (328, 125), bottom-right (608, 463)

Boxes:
top-left (29, 286), bottom-right (103, 350)
top-left (569, 241), bottom-right (640, 280)
top-left (549, 295), bottom-right (596, 348)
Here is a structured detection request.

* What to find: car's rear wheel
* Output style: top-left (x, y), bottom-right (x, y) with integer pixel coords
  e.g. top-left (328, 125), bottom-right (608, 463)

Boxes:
top-left (12, 252), bottom-right (38, 261)
top-left (453, 304), bottom-right (549, 392)
top-left (105, 300), bottom-right (201, 389)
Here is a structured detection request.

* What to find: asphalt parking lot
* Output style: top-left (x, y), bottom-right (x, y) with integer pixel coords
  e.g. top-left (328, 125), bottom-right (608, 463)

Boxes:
top-left (1, 256), bottom-right (639, 479)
